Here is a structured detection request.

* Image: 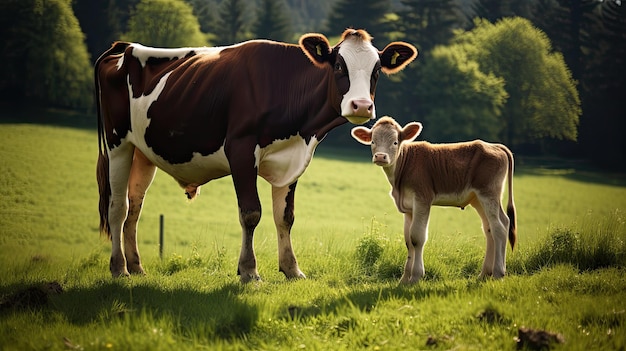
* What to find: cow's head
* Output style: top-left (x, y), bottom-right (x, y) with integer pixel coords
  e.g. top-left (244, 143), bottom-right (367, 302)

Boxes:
top-left (351, 116), bottom-right (422, 166)
top-left (300, 29), bottom-right (417, 125)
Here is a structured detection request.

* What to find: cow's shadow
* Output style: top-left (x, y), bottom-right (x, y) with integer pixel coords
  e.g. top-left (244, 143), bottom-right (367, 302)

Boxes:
top-left (0, 279), bottom-right (257, 339)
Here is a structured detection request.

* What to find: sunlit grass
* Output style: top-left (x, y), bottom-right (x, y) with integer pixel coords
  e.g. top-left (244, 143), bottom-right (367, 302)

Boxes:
top-left (1, 123), bottom-right (626, 350)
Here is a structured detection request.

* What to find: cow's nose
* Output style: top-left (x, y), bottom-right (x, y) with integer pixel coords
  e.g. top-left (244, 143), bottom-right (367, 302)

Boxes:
top-left (350, 98), bottom-right (374, 117)
top-left (373, 153), bottom-right (388, 164)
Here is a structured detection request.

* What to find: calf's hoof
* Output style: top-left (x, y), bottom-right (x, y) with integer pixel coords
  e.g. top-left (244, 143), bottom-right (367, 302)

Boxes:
top-left (280, 266), bottom-right (306, 280)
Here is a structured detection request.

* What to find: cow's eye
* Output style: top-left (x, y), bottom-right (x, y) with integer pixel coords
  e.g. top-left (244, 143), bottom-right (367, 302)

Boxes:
top-left (334, 62), bottom-right (342, 72)
top-left (393, 141), bottom-right (398, 146)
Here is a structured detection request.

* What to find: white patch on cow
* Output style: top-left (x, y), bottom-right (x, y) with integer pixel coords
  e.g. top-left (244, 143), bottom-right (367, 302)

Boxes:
top-left (338, 38), bottom-right (379, 118)
top-left (116, 55), bottom-right (125, 70)
top-left (129, 43), bottom-right (226, 68)
top-left (257, 134), bottom-right (320, 188)
top-left (121, 69), bottom-right (231, 186)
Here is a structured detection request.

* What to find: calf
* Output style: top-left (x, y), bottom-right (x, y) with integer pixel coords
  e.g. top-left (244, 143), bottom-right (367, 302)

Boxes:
top-left (351, 116), bottom-right (517, 283)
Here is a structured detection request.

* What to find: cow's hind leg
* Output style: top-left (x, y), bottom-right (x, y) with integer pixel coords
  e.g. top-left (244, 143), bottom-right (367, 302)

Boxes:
top-left (123, 149), bottom-right (157, 274)
top-left (107, 143), bottom-right (134, 277)
top-left (272, 182), bottom-right (305, 279)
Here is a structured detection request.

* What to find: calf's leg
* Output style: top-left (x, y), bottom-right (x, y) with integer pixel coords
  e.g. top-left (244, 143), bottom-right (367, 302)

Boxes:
top-left (472, 199), bottom-right (495, 278)
top-left (400, 205), bottom-right (430, 284)
top-left (272, 183), bottom-right (306, 279)
top-left (400, 213), bottom-right (414, 284)
top-left (477, 195), bottom-right (508, 279)
top-left (122, 149), bottom-right (156, 274)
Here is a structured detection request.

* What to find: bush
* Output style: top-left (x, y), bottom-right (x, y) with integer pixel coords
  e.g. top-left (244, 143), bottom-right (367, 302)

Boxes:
top-left (510, 210), bottom-right (626, 274)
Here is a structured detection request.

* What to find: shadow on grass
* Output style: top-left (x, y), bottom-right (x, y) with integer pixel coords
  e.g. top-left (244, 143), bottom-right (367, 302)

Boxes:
top-left (515, 156), bottom-right (626, 187)
top-left (284, 278), bottom-right (482, 322)
top-left (0, 279), bottom-right (258, 340)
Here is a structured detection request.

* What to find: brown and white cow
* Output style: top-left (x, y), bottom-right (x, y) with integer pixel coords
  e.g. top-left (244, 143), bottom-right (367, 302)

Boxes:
top-left (351, 116), bottom-right (516, 283)
top-left (95, 30), bottom-right (417, 282)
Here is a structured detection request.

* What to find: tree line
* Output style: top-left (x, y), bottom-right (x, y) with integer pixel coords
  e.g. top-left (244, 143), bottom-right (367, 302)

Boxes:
top-left (0, 0), bottom-right (623, 169)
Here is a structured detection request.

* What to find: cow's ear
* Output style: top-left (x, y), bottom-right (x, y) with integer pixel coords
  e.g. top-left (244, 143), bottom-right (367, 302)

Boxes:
top-left (400, 122), bottom-right (422, 142)
top-left (351, 127), bottom-right (373, 145)
top-left (300, 34), bottom-right (332, 67)
top-left (380, 42), bottom-right (418, 74)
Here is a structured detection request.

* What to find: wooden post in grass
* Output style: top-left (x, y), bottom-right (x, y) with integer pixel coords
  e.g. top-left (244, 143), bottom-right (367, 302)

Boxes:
top-left (159, 214), bottom-right (164, 259)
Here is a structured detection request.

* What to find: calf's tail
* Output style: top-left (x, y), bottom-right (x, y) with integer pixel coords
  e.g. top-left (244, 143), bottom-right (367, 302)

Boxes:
top-left (502, 145), bottom-right (517, 250)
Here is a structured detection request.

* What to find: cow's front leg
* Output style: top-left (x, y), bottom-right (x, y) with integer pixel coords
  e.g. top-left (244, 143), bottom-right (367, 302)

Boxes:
top-left (122, 149), bottom-right (156, 275)
top-left (228, 142), bottom-right (262, 283)
top-left (272, 182), bottom-right (306, 279)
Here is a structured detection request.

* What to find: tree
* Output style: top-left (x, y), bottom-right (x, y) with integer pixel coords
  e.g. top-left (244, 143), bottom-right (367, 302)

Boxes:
top-left (388, 0), bottom-right (464, 123)
top-left (215, 0), bottom-right (252, 44)
top-left (470, 0), bottom-right (512, 23)
top-left (454, 17), bottom-right (580, 147)
top-left (415, 44), bottom-right (508, 142)
top-left (253, 0), bottom-right (292, 42)
top-left (577, 1), bottom-right (626, 169)
top-left (122, 0), bottom-right (208, 47)
top-left (325, 0), bottom-right (393, 44)
top-left (0, 0), bottom-right (92, 108)
top-left (398, 0), bottom-right (465, 54)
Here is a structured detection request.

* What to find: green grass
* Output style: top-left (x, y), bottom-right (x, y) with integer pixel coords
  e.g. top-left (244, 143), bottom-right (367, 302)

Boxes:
top-left (1, 120), bottom-right (625, 350)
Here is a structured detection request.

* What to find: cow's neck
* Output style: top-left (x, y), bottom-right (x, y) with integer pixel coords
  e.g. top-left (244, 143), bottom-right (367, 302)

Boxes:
top-left (299, 68), bottom-right (346, 141)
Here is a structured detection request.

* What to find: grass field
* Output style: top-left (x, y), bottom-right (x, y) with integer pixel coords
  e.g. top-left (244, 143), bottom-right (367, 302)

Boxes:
top-left (1, 117), bottom-right (625, 350)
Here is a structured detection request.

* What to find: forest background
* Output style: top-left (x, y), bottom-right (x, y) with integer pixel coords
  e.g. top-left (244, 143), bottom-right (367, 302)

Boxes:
top-left (0, 0), bottom-right (624, 170)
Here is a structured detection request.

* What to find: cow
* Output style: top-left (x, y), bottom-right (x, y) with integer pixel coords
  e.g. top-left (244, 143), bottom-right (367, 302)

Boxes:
top-left (95, 29), bottom-right (417, 282)
top-left (350, 116), bottom-right (517, 284)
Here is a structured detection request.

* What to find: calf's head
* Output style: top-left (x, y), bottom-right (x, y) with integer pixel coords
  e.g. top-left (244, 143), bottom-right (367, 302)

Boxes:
top-left (351, 116), bottom-right (422, 166)
top-left (300, 30), bottom-right (417, 125)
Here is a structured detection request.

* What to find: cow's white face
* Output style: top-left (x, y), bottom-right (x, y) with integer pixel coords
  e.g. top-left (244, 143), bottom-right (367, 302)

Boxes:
top-left (336, 38), bottom-right (381, 124)
top-left (299, 30), bottom-right (418, 125)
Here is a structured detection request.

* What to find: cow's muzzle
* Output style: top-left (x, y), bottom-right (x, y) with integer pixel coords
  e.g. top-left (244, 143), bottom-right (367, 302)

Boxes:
top-left (373, 152), bottom-right (390, 166)
top-left (344, 98), bottom-right (375, 125)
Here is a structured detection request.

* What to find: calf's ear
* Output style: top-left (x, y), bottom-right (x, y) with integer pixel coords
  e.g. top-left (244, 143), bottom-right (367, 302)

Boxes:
top-left (380, 42), bottom-right (418, 74)
top-left (351, 127), bottom-right (373, 145)
top-left (400, 122), bottom-right (422, 142)
top-left (300, 34), bottom-right (333, 67)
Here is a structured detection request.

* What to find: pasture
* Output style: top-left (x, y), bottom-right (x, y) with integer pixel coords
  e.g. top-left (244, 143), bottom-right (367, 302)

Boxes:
top-left (0, 116), bottom-right (625, 350)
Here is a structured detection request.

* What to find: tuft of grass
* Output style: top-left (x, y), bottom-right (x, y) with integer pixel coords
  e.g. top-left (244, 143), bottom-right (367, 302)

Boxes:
top-left (510, 210), bottom-right (626, 274)
top-left (354, 217), bottom-right (403, 281)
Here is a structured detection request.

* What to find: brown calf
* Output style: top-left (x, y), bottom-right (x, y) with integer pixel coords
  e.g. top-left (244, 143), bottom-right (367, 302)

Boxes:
top-left (351, 116), bottom-right (516, 283)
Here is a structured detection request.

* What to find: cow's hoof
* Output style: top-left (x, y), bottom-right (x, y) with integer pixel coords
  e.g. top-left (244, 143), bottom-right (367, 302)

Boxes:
top-left (110, 269), bottom-right (130, 278)
top-left (126, 261), bottom-right (145, 275)
top-left (110, 257), bottom-right (130, 278)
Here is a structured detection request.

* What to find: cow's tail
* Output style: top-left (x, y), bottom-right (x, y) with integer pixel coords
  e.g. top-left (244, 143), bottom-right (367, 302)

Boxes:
top-left (94, 42), bottom-right (130, 239)
top-left (501, 145), bottom-right (517, 251)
